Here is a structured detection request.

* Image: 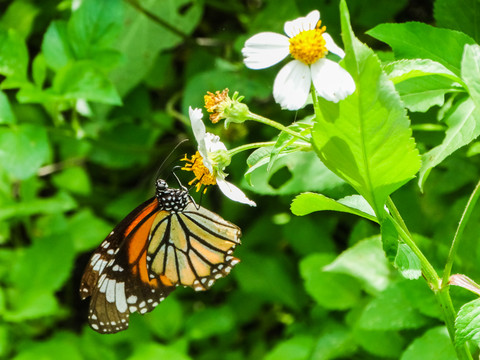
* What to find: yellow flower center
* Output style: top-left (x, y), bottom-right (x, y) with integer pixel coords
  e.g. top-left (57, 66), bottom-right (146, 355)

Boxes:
top-left (289, 21), bottom-right (327, 65)
top-left (204, 89), bottom-right (229, 124)
top-left (181, 152), bottom-right (217, 193)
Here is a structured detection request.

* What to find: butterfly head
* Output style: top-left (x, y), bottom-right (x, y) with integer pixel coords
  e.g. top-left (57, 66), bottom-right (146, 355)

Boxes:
top-left (155, 179), bottom-right (191, 213)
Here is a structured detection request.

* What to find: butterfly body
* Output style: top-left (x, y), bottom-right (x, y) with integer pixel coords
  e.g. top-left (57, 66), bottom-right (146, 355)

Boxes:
top-left (80, 179), bottom-right (241, 333)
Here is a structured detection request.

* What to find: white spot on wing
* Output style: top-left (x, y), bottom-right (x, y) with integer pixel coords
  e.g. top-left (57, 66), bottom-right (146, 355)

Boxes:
top-left (115, 282), bottom-right (127, 313)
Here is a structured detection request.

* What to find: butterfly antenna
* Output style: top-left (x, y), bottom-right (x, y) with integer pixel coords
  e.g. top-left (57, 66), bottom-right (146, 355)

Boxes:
top-left (153, 138), bottom-right (189, 181)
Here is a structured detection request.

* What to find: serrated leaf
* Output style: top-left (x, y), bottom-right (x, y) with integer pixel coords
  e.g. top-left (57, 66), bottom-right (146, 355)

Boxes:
top-left (395, 243), bottom-right (421, 280)
top-left (455, 298), bottom-right (480, 346)
top-left (313, 3), bottom-right (420, 218)
top-left (0, 124), bottom-right (50, 180)
top-left (290, 192), bottom-right (377, 223)
top-left (434, 0), bottom-right (480, 43)
top-left (325, 237), bottom-right (390, 294)
top-left (418, 98), bottom-right (480, 189)
top-left (385, 59), bottom-right (461, 84)
top-left (402, 326), bottom-right (456, 360)
top-left (367, 22), bottom-right (476, 76)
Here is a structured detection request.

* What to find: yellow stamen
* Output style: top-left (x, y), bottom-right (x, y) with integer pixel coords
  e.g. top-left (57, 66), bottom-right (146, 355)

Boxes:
top-left (289, 21), bottom-right (327, 65)
top-left (204, 89), bottom-right (229, 123)
top-left (181, 152), bottom-right (217, 192)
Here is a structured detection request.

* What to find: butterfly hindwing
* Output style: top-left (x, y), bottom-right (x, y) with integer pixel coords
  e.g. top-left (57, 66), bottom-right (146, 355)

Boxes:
top-left (146, 202), bottom-right (241, 291)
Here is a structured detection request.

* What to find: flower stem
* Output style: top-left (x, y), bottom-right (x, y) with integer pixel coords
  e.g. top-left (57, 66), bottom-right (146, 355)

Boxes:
top-left (386, 197), bottom-right (473, 360)
top-left (247, 112), bottom-right (310, 142)
top-left (442, 180), bottom-right (480, 286)
top-left (228, 141), bottom-right (276, 157)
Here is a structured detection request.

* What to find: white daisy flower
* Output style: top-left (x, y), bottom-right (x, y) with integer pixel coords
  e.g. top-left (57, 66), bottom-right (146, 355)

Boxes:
top-left (242, 10), bottom-right (355, 110)
top-left (182, 107), bottom-right (256, 207)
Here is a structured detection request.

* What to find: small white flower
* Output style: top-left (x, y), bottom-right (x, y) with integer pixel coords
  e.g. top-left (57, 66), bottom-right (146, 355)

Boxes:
top-left (186, 107), bottom-right (256, 207)
top-left (242, 10), bottom-right (355, 110)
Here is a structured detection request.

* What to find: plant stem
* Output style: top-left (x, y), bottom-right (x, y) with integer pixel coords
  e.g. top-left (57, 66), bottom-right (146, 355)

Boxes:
top-left (387, 197), bottom-right (473, 360)
top-left (442, 180), bottom-right (480, 286)
top-left (228, 141), bottom-right (276, 157)
top-left (247, 112), bottom-right (310, 142)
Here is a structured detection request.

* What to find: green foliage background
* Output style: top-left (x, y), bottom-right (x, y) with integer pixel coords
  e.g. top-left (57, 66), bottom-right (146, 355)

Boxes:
top-left (0, 0), bottom-right (479, 359)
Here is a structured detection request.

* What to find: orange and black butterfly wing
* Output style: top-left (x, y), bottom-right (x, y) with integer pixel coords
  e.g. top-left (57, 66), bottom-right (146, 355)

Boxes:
top-left (146, 202), bottom-right (242, 291)
top-left (80, 197), bottom-right (175, 333)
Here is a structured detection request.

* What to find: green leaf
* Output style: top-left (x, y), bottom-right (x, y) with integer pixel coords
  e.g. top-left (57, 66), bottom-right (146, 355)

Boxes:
top-left (380, 216), bottom-right (398, 263)
top-left (264, 335), bottom-right (315, 360)
top-left (245, 150), bottom-right (344, 195)
top-left (353, 329), bottom-right (405, 358)
top-left (185, 306), bottom-right (235, 340)
top-left (384, 59), bottom-right (463, 112)
top-left (0, 124), bottom-right (50, 180)
top-left (110, 0), bottom-right (202, 95)
top-left (234, 252), bottom-right (304, 309)
top-left (0, 91), bottom-right (16, 124)
top-left (67, 209), bottom-right (111, 252)
top-left (358, 280), bottom-right (430, 330)
top-left (291, 193), bottom-right (377, 222)
top-left (0, 0), bottom-right (39, 38)
top-left (0, 28), bottom-right (28, 85)
top-left (41, 20), bottom-right (74, 70)
top-left (434, 0), bottom-right (480, 43)
top-left (325, 237), bottom-right (391, 294)
top-left (145, 297), bottom-right (183, 340)
top-left (52, 167), bottom-right (91, 196)
top-left (313, 3), bottom-right (420, 218)
top-left (128, 343), bottom-right (191, 360)
top-left (89, 122), bottom-right (160, 168)
top-left (401, 326), bottom-right (456, 360)
top-left (53, 61), bottom-right (121, 105)
top-left (4, 291), bottom-right (59, 321)
top-left (11, 232), bottom-right (75, 295)
top-left (10, 332), bottom-right (82, 360)
top-left (455, 298), bottom-right (480, 346)
top-left (367, 22), bottom-right (476, 76)
top-left (32, 54), bottom-right (47, 88)
top-left (462, 44), bottom-right (480, 107)
top-left (310, 325), bottom-right (357, 360)
top-left (300, 254), bottom-right (362, 310)
top-left (418, 98), bottom-right (480, 189)
top-left (67, 0), bottom-right (123, 59)
top-left (0, 191), bottom-right (77, 221)
top-left (394, 243), bottom-right (421, 280)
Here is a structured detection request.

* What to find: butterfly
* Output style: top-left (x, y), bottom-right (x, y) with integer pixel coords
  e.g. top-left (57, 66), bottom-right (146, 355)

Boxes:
top-left (79, 179), bottom-right (241, 333)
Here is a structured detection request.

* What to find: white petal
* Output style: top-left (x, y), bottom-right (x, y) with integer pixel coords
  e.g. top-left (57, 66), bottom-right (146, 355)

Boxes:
top-left (323, 33), bottom-right (345, 58)
top-left (284, 10), bottom-right (320, 38)
top-left (204, 133), bottom-right (227, 153)
top-left (242, 32), bottom-right (290, 69)
top-left (273, 60), bottom-right (311, 110)
top-left (189, 107), bottom-right (209, 161)
top-left (311, 59), bottom-right (355, 102)
top-left (216, 178), bottom-right (256, 206)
